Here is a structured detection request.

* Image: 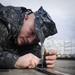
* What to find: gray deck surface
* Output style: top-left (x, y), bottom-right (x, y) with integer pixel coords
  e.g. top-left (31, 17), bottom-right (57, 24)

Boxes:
top-left (0, 60), bottom-right (75, 75)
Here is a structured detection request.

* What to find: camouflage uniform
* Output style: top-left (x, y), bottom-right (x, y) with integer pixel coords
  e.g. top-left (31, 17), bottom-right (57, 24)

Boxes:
top-left (0, 3), bottom-right (41, 68)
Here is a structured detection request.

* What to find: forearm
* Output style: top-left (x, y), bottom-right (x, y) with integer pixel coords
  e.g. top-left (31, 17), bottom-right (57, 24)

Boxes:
top-left (0, 50), bottom-right (19, 69)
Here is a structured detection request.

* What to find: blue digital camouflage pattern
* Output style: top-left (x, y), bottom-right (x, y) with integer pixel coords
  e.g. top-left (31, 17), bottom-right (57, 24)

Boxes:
top-left (0, 3), bottom-right (41, 68)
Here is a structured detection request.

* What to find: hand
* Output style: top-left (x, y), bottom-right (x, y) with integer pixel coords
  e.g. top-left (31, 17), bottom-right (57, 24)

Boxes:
top-left (15, 53), bottom-right (40, 69)
top-left (44, 50), bottom-right (57, 68)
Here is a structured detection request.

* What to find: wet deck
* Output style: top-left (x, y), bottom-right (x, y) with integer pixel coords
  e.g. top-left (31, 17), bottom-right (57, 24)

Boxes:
top-left (0, 59), bottom-right (75, 75)
top-left (0, 68), bottom-right (65, 75)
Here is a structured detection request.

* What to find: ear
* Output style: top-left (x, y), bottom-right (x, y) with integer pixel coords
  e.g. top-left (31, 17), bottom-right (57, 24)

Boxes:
top-left (24, 15), bottom-right (29, 21)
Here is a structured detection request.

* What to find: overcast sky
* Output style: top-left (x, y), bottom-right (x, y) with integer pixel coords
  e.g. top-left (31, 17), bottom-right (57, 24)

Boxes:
top-left (0, 0), bottom-right (75, 45)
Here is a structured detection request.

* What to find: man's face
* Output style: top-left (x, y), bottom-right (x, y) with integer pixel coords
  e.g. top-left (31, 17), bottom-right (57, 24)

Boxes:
top-left (17, 13), bottom-right (38, 45)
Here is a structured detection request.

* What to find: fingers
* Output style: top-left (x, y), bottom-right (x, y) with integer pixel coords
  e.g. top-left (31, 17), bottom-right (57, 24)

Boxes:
top-left (44, 49), bottom-right (49, 55)
top-left (28, 61), bottom-right (39, 68)
top-left (47, 64), bottom-right (54, 68)
top-left (28, 61), bottom-right (35, 68)
top-left (49, 50), bottom-right (57, 55)
top-left (44, 50), bottom-right (57, 68)
top-left (45, 55), bottom-right (57, 60)
top-left (45, 57), bottom-right (56, 68)
top-left (46, 60), bottom-right (55, 64)
top-left (44, 50), bottom-right (57, 56)
top-left (15, 53), bottom-right (40, 69)
top-left (28, 54), bottom-right (40, 68)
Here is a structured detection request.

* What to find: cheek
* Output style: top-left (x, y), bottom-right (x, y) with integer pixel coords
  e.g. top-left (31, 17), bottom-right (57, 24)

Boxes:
top-left (19, 26), bottom-right (27, 37)
top-left (29, 35), bottom-right (36, 42)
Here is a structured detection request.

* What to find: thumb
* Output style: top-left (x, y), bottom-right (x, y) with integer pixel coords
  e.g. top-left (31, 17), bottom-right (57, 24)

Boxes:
top-left (44, 49), bottom-right (49, 55)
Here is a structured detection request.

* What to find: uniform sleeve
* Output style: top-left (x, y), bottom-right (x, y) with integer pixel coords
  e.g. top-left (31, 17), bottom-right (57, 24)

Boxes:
top-left (0, 21), bottom-right (19, 69)
top-left (30, 43), bottom-right (41, 58)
